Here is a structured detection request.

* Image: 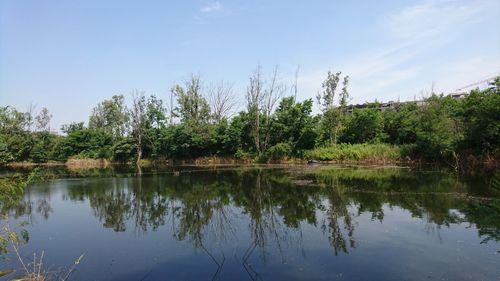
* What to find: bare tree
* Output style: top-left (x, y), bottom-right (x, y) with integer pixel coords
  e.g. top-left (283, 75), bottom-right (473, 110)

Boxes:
top-left (246, 65), bottom-right (286, 154)
top-left (246, 66), bottom-right (265, 154)
top-left (292, 65), bottom-right (300, 99)
top-left (208, 81), bottom-right (237, 124)
top-left (262, 66), bottom-right (286, 152)
top-left (169, 88), bottom-right (175, 125)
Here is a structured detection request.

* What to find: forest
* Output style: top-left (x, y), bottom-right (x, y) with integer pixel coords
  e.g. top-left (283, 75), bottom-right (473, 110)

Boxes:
top-left (0, 69), bottom-right (499, 167)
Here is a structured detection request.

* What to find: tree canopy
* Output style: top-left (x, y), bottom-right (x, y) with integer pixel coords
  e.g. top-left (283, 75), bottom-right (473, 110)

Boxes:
top-left (0, 71), bottom-right (498, 166)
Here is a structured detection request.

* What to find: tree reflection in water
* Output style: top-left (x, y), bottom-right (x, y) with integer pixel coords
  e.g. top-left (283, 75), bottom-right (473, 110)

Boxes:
top-left (2, 166), bottom-right (499, 273)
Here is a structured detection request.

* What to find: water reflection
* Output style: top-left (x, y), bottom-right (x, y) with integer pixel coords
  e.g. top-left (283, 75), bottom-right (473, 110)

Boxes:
top-left (4, 167), bottom-right (499, 248)
top-left (0, 166), bottom-right (500, 280)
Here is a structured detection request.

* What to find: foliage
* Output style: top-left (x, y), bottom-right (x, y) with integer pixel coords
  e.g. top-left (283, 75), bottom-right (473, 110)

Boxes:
top-left (341, 107), bottom-right (385, 144)
top-left (304, 143), bottom-right (402, 162)
top-left (88, 95), bottom-right (129, 138)
top-left (316, 71), bottom-right (349, 145)
top-left (271, 97), bottom-right (317, 154)
top-left (382, 102), bottom-right (419, 144)
top-left (58, 127), bottom-right (113, 159)
top-left (459, 78), bottom-right (500, 155)
top-left (265, 142), bottom-right (292, 161)
top-left (172, 75), bottom-right (211, 126)
top-left (111, 137), bottom-right (135, 162)
top-left (413, 95), bottom-right (461, 160)
top-left (0, 73), bottom-right (498, 165)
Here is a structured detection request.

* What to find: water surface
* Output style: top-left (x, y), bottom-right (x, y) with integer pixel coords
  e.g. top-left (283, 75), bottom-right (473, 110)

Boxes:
top-left (1, 165), bottom-right (499, 280)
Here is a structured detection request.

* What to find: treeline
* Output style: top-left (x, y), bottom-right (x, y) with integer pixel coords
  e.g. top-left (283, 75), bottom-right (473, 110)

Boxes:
top-left (0, 69), bottom-right (499, 166)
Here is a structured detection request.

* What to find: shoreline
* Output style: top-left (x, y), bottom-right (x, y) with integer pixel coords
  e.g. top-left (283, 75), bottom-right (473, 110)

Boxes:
top-left (1, 157), bottom-right (497, 173)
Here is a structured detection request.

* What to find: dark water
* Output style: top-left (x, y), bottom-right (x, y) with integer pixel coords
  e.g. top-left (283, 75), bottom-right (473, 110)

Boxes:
top-left (1, 165), bottom-right (499, 281)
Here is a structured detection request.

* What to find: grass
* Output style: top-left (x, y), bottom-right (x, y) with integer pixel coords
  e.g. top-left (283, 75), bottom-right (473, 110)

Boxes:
top-left (65, 157), bottom-right (109, 169)
top-left (304, 143), bottom-right (408, 163)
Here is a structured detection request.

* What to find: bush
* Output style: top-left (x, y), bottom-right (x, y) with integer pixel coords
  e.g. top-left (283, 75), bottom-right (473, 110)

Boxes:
top-left (112, 138), bottom-right (135, 162)
top-left (266, 142), bottom-right (292, 161)
top-left (0, 136), bottom-right (14, 164)
top-left (234, 149), bottom-right (250, 160)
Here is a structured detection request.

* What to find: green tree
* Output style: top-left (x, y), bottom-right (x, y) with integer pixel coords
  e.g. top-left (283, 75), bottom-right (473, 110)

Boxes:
top-left (272, 97), bottom-right (317, 154)
top-left (459, 78), bottom-right (500, 155)
top-left (89, 95), bottom-right (129, 139)
top-left (414, 95), bottom-right (461, 160)
top-left (382, 102), bottom-right (419, 144)
top-left (342, 108), bottom-right (385, 144)
top-left (317, 71), bottom-right (349, 145)
top-left (172, 75), bottom-right (211, 127)
top-left (0, 106), bottom-right (32, 161)
top-left (57, 126), bottom-right (113, 159)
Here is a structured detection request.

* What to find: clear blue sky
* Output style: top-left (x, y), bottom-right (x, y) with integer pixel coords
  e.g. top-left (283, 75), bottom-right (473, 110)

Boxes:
top-left (1, 0), bottom-right (499, 130)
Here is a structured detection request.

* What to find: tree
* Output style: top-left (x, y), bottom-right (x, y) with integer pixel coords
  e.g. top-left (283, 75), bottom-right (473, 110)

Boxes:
top-left (272, 97), bottom-right (316, 154)
top-left (0, 135), bottom-right (14, 164)
top-left (246, 66), bottom-right (285, 154)
top-left (172, 75), bottom-right (211, 127)
top-left (130, 92), bottom-right (148, 164)
top-left (246, 66), bottom-right (264, 154)
top-left (317, 71), bottom-right (349, 145)
top-left (0, 106), bottom-right (32, 161)
top-left (261, 66), bottom-right (286, 153)
top-left (35, 107), bottom-right (52, 132)
top-left (146, 95), bottom-right (167, 130)
top-left (339, 76), bottom-right (350, 110)
top-left (61, 122), bottom-right (85, 135)
top-left (144, 95), bottom-right (168, 158)
top-left (342, 108), bottom-right (385, 144)
top-left (56, 126), bottom-right (113, 159)
top-left (459, 77), bottom-right (500, 155)
top-left (89, 95), bottom-right (129, 138)
top-left (25, 103), bottom-right (36, 132)
top-left (382, 102), bottom-right (419, 144)
top-left (208, 81), bottom-right (237, 124)
top-left (0, 106), bottom-right (27, 134)
top-left (317, 71), bottom-right (341, 111)
top-left (414, 95), bottom-right (460, 161)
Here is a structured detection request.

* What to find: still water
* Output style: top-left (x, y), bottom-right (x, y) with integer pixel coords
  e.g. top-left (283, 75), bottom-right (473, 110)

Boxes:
top-left (1, 165), bottom-right (499, 281)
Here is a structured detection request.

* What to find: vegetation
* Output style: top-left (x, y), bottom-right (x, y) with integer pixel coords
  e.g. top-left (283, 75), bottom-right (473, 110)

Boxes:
top-left (304, 143), bottom-right (403, 162)
top-left (0, 70), bottom-right (498, 168)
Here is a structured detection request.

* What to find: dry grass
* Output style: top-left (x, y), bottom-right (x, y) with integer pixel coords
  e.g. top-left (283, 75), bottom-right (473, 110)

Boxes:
top-left (9, 248), bottom-right (83, 281)
top-left (65, 158), bottom-right (109, 169)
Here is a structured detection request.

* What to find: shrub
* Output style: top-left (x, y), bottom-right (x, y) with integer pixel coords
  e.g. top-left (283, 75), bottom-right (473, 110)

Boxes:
top-left (234, 149), bottom-right (250, 160)
top-left (266, 142), bottom-right (292, 161)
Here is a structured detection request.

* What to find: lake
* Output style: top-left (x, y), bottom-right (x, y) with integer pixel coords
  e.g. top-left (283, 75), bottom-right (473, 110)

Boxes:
top-left (1, 165), bottom-right (499, 281)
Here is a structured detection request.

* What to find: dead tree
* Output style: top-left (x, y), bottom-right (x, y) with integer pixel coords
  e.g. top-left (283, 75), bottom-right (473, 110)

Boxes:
top-left (246, 66), bottom-right (264, 154)
top-left (209, 81), bottom-right (237, 124)
top-left (262, 66), bottom-right (286, 152)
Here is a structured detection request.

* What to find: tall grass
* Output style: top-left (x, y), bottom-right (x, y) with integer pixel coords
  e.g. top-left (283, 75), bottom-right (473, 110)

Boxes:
top-left (304, 143), bottom-right (408, 163)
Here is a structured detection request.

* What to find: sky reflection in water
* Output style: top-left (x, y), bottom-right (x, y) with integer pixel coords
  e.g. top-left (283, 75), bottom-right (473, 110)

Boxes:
top-left (1, 166), bottom-right (499, 281)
